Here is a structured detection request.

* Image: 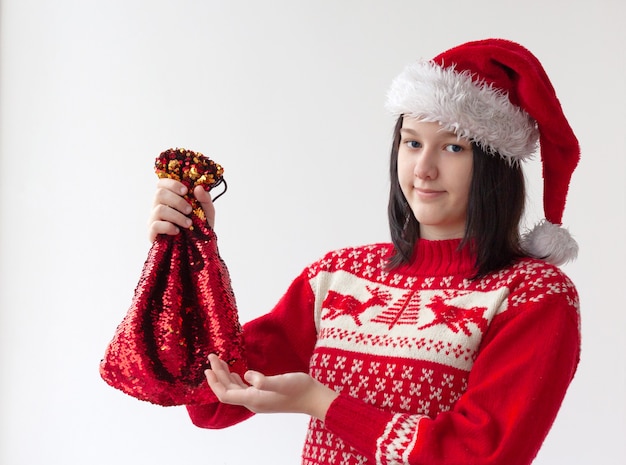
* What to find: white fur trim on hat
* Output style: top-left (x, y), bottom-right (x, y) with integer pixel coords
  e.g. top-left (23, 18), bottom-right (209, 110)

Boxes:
top-left (521, 220), bottom-right (578, 265)
top-left (385, 60), bottom-right (539, 161)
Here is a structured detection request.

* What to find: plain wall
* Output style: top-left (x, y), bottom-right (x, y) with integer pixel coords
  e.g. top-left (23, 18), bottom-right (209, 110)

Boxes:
top-left (1, 0), bottom-right (625, 463)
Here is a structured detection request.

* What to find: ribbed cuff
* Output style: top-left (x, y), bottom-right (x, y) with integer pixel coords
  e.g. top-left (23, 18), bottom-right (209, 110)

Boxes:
top-left (324, 394), bottom-right (390, 458)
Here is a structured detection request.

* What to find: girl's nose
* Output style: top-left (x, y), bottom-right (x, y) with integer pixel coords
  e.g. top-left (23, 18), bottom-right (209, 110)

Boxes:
top-left (414, 146), bottom-right (438, 180)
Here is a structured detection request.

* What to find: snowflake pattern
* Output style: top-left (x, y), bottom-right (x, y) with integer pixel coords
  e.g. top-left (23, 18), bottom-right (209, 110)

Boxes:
top-left (305, 350), bottom-right (468, 465)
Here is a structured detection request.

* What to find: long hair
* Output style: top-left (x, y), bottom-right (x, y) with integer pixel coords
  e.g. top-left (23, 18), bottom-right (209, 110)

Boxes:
top-left (386, 116), bottom-right (527, 278)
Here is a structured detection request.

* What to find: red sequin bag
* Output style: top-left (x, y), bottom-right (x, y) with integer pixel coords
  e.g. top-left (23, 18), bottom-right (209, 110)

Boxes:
top-left (100, 148), bottom-right (246, 406)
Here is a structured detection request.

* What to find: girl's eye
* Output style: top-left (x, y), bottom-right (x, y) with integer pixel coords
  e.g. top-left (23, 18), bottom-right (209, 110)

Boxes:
top-left (405, 140), bottom-right (421, 149)
top-left (445, 144), bottom-right (464, 153)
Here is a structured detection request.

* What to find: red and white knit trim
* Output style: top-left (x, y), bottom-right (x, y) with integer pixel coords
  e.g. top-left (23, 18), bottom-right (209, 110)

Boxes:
top-left (376, 413), bottom-right (425, 465)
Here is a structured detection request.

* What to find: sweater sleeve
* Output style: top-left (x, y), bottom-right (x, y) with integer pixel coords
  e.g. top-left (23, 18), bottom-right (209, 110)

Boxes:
top-left (186, 268), bottom-right (318, 429)
top-left (324, 292), bottom-right (581, 465)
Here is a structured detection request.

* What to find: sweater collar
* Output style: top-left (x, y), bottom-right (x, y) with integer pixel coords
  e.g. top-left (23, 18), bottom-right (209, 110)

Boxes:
top-left (399, 238), bottom-right (477, 277)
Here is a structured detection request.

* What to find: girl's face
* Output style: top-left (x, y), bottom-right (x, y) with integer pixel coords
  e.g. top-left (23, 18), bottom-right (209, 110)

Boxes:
top-left (397, 118), bottom-right (473, 240)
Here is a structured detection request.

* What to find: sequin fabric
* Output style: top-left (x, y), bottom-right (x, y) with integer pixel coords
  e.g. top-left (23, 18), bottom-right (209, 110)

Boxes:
top-left (100, 148), bottom-right (246, 406)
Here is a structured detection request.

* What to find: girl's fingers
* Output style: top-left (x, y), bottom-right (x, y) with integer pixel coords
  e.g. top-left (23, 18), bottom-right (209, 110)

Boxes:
top-left (154, 184), bottom-right (192, 215)
top-left (207, 355), bottom-right (246, 388)
top-left (155, 177), bottom-right (188, 196)
top-left (243, 370), bottom-right (266, 389)
top-left (149, 220), bottom-right (180, 240)
top-left (193, 185), bottom-right (216, 228)
top-left (151, 203), bottom-right (192, 228)
top-left (148, 179), bottom-right (196, 241)
top-left (147, 204), bottom-right (193, 241)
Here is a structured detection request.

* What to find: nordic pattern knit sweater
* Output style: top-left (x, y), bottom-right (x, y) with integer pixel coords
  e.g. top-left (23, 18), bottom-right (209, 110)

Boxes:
top-left (186, 238), bottom-right (580, 465)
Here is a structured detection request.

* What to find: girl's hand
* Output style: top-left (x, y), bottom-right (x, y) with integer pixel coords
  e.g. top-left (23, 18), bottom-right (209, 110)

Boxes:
top-left (205, 354), bottom-right (339, 421)
top-left (148, 178), bottom-right (216, 242)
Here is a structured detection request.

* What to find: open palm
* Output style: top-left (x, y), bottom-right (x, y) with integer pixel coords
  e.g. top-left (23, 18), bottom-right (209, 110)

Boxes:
top-left (205, 354), bottom-right (337, 420)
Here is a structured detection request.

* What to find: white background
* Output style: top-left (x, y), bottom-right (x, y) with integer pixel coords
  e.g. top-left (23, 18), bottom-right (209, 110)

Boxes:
top-left (1, 1), bottom-right (625, 464)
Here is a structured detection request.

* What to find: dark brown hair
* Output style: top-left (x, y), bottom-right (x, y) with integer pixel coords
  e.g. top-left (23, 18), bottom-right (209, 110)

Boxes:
top-left (387, 116), bottom-right (527, 277)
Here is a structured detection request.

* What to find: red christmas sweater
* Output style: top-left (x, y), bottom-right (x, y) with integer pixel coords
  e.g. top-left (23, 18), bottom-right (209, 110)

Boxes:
top-left (187, 239), bottom-right (580, 465)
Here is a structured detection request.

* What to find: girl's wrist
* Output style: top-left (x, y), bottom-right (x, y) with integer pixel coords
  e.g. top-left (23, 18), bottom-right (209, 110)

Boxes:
top-left (306, 379), bottom-right (339, 421)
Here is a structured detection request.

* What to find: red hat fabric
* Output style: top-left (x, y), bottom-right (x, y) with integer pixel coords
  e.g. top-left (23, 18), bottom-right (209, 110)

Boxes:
top-left (386, 38), bottom-right (580, 265)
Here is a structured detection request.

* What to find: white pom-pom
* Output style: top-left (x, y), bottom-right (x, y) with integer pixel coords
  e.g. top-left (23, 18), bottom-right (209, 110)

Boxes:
top-left (521, 220), bottom-right (578, 266)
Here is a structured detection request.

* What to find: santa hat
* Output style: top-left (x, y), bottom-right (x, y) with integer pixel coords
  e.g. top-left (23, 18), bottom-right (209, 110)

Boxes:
top-left (386, 38), bottom-right (580, 265)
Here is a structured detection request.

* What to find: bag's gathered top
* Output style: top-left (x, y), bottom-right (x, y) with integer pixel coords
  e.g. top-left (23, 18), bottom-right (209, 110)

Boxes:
top-left (154, 148), bottom-right (228, 218)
